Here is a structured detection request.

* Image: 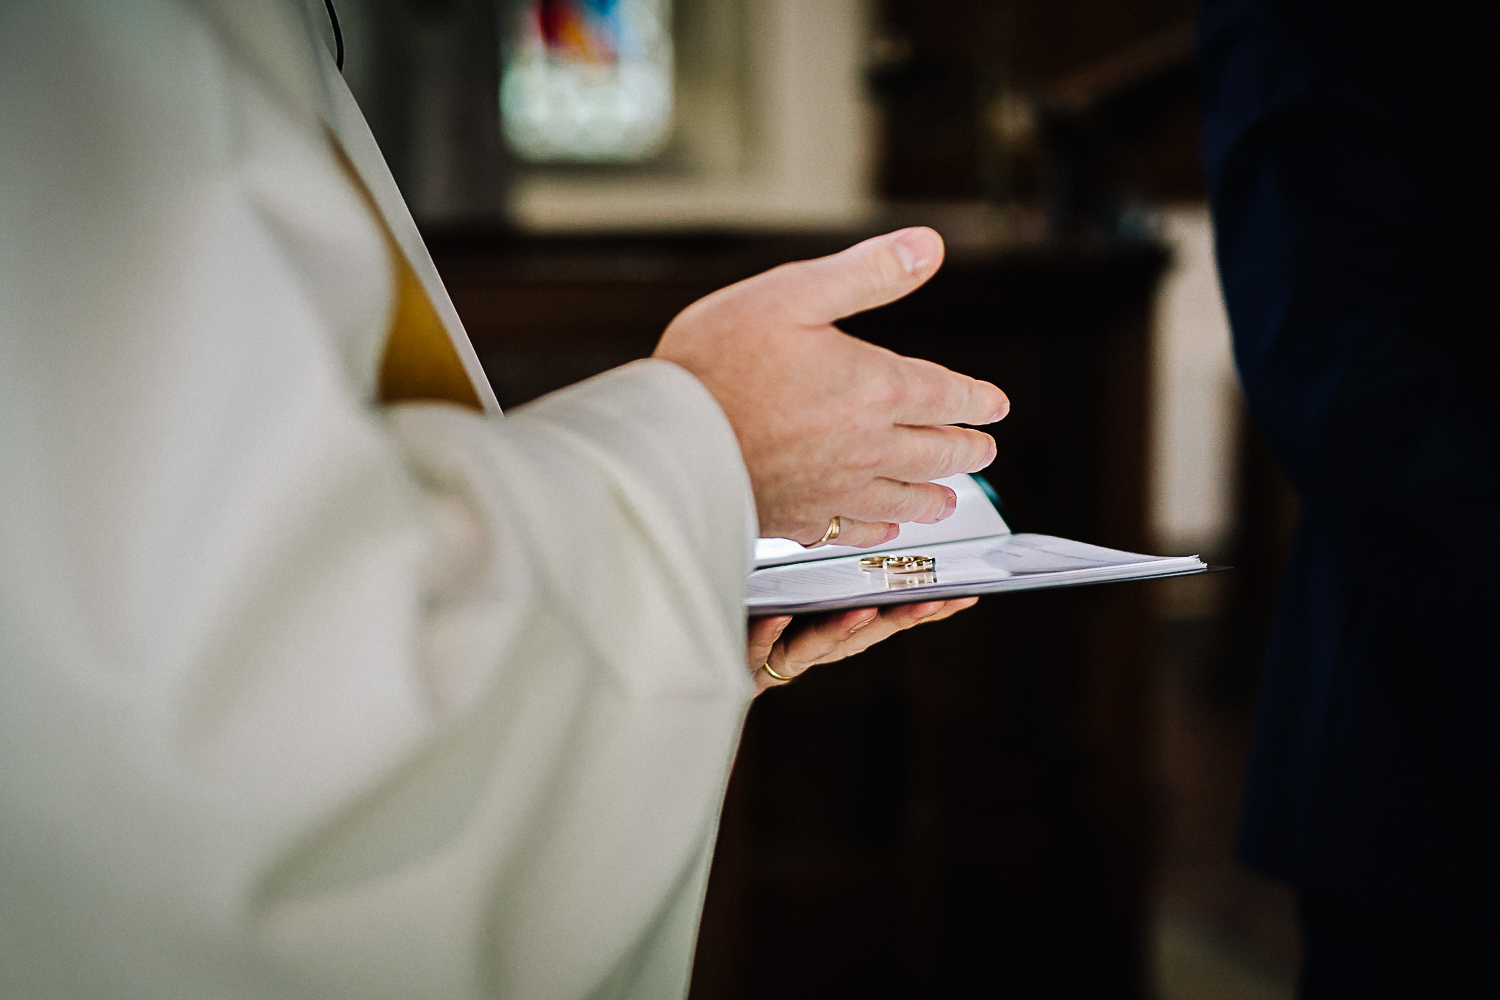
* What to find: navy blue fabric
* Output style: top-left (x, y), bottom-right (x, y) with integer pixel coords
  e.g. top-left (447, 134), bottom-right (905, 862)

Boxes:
top-left (1197, 0), bottom-right (1500, 920)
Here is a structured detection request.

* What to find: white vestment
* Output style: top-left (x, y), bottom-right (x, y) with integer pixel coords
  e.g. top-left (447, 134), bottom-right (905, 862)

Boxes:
top-left (0, 2), bottom-right (756, 997)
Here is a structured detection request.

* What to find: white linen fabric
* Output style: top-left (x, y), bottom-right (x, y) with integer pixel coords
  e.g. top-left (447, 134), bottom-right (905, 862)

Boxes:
top-left (0, 2), bottom-right (757, 998)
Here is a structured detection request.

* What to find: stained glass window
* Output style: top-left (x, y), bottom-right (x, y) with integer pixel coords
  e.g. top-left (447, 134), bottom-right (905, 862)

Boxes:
top-left (501, 0), bottom-right (675, 163)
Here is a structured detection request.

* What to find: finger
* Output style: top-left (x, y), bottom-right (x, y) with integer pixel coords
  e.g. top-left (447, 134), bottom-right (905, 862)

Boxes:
top-left (878, 597), bottom-right (976, 632)
top-left (830, 599), bottom-right (971, 661)
top-left (807, 597), bottom-right (975, 665)
top-left (867, 600), bottom-right (947, 632)
top-left (766, 598), bottom-right (979, 691)
top-left (881, 425), bottom-right (998, 483)
top-left (775, 607), bottom-right (881, 676)
top-left (755, 228), bottom-right (945, 325)
top-left (747, 615), bottom-right (792, 678)
top-left (840, 479), bottom-right (959, 525)
top-left (816, 612), bottom-right (908, 661)
top-left (920, 597), bottom-right (979, 623)
top-left (892, 356), bottom-right (1010, 427)
top-left (811, 598), bottom-right (981, 671)
top-left (799, 607), bottom-right (882, 652)
top-left (790, 517), bottom-right (897, 549)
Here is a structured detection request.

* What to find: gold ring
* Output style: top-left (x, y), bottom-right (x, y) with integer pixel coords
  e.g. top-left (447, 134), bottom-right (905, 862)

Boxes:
top-left (805, 516), bottom-right (842, 549)
top-left (762, 660), bottom-right (795, 683)
top-left (883, 555), bottom-right (936, 574)
top-left (859, 556), bottom-right (888, 571)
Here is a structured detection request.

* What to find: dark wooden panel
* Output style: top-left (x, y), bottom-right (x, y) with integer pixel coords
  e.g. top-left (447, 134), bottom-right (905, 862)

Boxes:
top-left (429, 230), bottom-right (853, 409)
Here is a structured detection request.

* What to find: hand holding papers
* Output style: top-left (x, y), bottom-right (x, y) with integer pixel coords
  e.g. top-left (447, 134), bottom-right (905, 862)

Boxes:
top-left (652, 227), bottom-right (1008, 694)
top-left (748, 474), bottom-right (1207, 615)
top-left (746, 594), bottom-right (977, 692)
top-left (653, 227), bottom-right (1008, 548)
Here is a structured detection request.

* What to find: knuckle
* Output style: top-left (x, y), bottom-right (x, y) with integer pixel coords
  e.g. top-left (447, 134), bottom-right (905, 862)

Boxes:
top-left (866, 367), bottom-right (905, 413)
top-left (916, 432), bottom-right (963, 479)
top-left (957, 429), bottom-right (988, 465)
top-left (846, 441), bottom-right (885, 473)
top-left (860, 247), bottom-right (900, 296)
top-left (921, 484), bottom-right (951, 519)
top-left (939, 432), bottom-right (968, 472)
top-left (898, 483), bottom-right (941, 521)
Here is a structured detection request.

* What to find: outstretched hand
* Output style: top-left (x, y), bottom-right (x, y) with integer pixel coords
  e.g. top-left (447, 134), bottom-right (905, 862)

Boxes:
top-left (654, 228), bottom-right (1008, 547)
top-left (746, 599), bottom-right (978, 694)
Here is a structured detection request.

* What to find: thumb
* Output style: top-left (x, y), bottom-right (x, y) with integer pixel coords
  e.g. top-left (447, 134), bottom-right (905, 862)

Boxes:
top-left (761, 227), bottom-right (945, 325)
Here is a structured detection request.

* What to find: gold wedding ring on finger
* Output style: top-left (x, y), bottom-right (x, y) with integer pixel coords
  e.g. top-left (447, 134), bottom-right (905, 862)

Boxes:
top-left (805, 516), bottom-right (842, 548)
top-left (762, 660), bottom-right (796, 683)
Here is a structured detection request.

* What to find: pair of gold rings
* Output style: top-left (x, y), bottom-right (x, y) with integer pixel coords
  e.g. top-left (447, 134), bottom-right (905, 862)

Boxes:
top-left (860, 554), bottom-right (936, 574)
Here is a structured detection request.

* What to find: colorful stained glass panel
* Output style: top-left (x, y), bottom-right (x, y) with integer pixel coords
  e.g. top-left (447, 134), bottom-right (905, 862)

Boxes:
top-left (501, 0), bottom-right (674, 162)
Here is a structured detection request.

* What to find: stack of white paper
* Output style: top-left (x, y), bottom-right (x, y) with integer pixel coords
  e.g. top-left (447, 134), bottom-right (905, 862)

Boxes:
top-left (747, 474), bottom-right (1206, 615)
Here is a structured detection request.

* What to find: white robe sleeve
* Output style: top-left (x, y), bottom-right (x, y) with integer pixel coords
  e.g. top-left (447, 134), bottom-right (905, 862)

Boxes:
top-left (0, 3), bottom-right (755, 998)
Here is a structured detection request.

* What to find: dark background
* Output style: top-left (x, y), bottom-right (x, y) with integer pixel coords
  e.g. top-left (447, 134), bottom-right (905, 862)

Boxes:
top-left (345, 0), bottom-right (1304, 994)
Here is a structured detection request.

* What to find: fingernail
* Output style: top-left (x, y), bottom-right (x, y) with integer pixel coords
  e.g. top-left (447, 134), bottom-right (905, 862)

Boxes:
top-left (850, 613), bottom-right (878, 633)
top-left (990, 392), bottom-right (1011, 423)
top-left (968, 436), bottom-right (997, 473)
top-left (883, 523), bottom-right (900, 543)
top-left (892, 232), bottom-right (931, 275)
top-left (773, 616), bottom-right (792, 636)
top-left (935, 490), bottom-right (958, 521)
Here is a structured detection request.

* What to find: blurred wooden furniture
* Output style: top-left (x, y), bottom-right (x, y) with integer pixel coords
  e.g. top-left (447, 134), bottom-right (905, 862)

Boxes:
top-left (427, 229), bottom-right (1168, 999)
